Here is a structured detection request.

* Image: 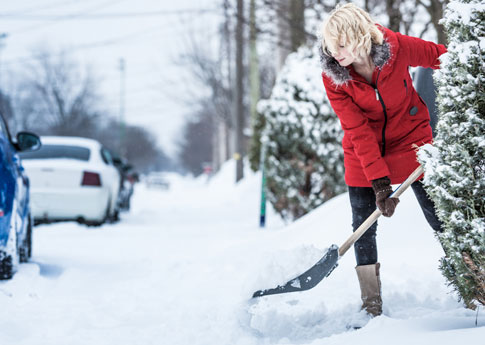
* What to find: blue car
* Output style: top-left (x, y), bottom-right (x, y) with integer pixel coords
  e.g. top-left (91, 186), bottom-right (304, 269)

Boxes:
top-left (0, 113), bottom-right (41, 279)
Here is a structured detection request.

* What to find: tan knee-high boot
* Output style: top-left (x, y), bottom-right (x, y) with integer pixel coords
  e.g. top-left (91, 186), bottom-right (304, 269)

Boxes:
top-left (355, 263), bottom-right (383, 317)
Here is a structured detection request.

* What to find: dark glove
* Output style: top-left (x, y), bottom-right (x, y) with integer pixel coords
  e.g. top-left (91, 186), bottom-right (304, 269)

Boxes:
top-left (371, 177), bottom-right (399, 217)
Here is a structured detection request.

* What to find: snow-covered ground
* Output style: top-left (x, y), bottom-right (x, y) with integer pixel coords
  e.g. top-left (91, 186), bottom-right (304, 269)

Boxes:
top-left (1, 161), bottom-right (483, 345)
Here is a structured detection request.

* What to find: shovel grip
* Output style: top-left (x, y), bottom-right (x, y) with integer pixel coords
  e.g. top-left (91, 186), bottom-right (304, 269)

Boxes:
top-left (338, 165), bottom-right (424, 257)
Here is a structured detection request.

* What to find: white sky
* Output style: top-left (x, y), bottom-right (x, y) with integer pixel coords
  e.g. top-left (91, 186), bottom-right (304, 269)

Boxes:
top-left (0, 0), bottom-right (222, 158)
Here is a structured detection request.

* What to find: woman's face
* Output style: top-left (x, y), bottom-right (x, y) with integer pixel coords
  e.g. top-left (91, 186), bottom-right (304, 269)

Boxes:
top-left (332, 45), bottom-right (355, 67)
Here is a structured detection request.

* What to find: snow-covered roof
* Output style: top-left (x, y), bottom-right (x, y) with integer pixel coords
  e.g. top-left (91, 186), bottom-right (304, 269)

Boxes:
top-left (39, 136), bottom-right (103, 151)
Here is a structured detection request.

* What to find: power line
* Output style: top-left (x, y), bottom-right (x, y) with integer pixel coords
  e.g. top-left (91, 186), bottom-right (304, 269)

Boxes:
top-left (1, 8), bottom-right (217, 20)
top-left (7, 0), bottom-right (129, 35)
top-left (2, 24), bottom-right (221, 68)
top-left (2, 24), bottom-right (174, 67)
top-left (0, 0), bottom-right (87, 16)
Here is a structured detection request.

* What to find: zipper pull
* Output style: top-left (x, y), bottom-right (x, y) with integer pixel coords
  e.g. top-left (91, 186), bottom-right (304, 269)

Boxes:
top-left (375, 88), bottom-right (379, 101)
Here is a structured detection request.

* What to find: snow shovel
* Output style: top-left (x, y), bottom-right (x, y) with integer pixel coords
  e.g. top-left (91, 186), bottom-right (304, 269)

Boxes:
top-left (252, 165), bottom-right (424, 298)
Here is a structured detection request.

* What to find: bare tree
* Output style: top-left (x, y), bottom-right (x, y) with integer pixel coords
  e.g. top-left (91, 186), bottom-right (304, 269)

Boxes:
top-left (177, 110), bottom-right (214, 176)
top-left (401, 0), bottom-right (421, 36)
top-left (376, 0), bottom-right (446, 43)
top-left (418, 0), bottom-right (447, 44)
top-left (177, 29), bottom-right (235, 170)
top-left (8, 47), bottom-right (170, 172)
top-left (118, 124), bottom-right (170, 173)
top-left (273, 0), bottom-right (306, 68)
top-left (12, 48), bottom-right (100, 136)
top-left (258, 0), bottom-right (312, 53)
top-left (386, 0), bottom-right (403, 32)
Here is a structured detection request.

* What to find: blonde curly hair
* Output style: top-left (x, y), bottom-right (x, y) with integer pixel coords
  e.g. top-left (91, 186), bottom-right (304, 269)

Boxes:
top-left (320, 3), bottom-right (384, 58)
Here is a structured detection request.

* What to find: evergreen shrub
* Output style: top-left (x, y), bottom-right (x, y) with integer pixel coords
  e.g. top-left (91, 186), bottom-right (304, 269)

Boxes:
top-left (258, 46), bottom-right (346, 221)
top-left (419, 0), bottom-right (485, 309)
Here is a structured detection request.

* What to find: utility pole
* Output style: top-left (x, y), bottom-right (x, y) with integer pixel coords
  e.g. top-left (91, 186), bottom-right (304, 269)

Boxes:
top-left (119, 58), bottom-right (126, 156)
top-left (249, 0), bottom-right (265, 227)
top-left (223, 0), bottom-right (233, 164)
top-left (235, 0), bottom-right (245, 182)
top-left (249, 0), bottom-right (259, 129)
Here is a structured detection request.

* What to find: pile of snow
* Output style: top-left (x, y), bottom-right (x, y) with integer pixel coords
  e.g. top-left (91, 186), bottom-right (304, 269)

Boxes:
top-left (0, 160), bottom-right (483, 345)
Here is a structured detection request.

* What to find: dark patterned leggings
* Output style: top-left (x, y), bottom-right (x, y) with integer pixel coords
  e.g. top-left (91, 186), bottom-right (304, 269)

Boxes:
top-left (348, 180), bottom-right (443, 266)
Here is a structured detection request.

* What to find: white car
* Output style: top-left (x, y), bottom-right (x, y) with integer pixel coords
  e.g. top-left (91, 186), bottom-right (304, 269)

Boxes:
top-left (145, 172), bottom-right (170, 190)
top-left (20, 136), bottom-right (121, 226)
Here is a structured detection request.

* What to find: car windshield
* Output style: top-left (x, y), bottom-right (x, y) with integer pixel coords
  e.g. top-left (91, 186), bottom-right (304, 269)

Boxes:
top-left (19, 144), bottom-right (90, 161)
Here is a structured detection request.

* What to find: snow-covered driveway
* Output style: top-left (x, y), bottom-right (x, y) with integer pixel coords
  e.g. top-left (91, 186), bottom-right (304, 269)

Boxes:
top-left (1, 164), bottom-right (484, 345)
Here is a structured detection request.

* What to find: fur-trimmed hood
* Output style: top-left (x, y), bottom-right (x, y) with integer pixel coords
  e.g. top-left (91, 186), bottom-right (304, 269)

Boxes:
top-left (319, 40), bottom-right (392, 86)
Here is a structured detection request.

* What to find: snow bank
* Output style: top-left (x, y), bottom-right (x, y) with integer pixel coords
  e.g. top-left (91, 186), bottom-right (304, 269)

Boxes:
top-left (0, 159), bottom-right (483, 345)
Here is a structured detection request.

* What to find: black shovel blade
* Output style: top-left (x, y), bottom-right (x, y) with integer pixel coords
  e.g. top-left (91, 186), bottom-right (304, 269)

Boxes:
top-left (252, 244), bottom-right (340, 298)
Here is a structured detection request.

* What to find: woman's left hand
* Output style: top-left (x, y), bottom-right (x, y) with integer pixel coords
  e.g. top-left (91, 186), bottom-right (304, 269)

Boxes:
top-left (371, 177), bottom-right (400, 217)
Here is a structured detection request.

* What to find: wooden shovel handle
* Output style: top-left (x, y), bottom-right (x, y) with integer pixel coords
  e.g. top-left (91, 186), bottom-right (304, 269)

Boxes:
top-left (338, 165), bottom-right (424, 257)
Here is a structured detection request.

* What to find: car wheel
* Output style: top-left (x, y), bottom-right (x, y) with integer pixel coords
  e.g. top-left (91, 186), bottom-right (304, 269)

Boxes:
top-left (106, 196), bottom-right (120, 224)
top-left (0, 252), bottom-right (14, 280)
top-left (88, 200), bottom-right (111, 227)
top-left (110, 208), bottom-right (120, 223)
top-left (0, 224), bottom-right (18, 280)
top-left (19, 214), bottom-right (33, 263)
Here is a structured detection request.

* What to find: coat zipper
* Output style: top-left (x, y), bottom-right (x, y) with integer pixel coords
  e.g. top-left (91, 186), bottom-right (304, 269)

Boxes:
top-left (351, 69), bottom-right (388, 156)
top-left (371, 69), bottom-right (388, 156)
top-left (375, 86), bottom-right (388, 156)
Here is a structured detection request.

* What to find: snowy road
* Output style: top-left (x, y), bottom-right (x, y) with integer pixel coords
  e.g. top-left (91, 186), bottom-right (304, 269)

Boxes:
top-left (1, 163), bottom-right (484, 345)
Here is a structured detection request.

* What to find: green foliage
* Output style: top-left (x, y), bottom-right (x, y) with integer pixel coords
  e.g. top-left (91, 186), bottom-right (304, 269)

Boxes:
top-left (258, 46), bottom-right (346, 221)
top-left (419, 0), bottom-right (485, 309)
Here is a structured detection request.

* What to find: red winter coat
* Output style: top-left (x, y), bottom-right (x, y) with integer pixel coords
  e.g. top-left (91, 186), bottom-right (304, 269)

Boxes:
top-left (320, 26), bottom-right (447, 187)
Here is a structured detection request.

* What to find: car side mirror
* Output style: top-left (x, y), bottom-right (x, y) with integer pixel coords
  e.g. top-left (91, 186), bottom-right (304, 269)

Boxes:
top-left (16, 132), bottom-right (41, 152)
